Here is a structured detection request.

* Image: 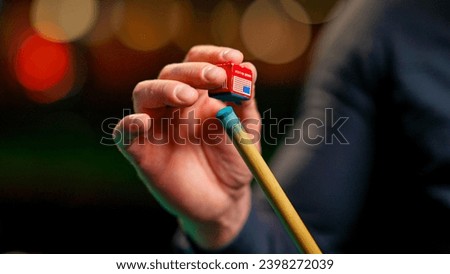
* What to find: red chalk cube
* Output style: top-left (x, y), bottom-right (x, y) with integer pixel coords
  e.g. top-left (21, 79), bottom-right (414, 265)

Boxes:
top-left (209, 62), bottom-right (253, 102)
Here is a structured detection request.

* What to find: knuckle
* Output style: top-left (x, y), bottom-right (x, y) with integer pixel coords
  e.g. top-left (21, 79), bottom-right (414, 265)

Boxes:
top-left (184, 48), bottom-right (198, 61)
top-left (132, 82), bottom-right (143, 98)
top-left (185, 44), bottom-right (209, 61)
top-left (188, 45), bottom-right (202, 54)
top-left (158, 63), bottom-right (176, 79)
top-left (132, 81), bottom-right (149, 104)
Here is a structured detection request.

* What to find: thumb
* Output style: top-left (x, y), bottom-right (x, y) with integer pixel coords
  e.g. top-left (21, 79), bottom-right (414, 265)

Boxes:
top-left (113, 113), bottom-right (151, 152)
top-left (232, 98), bottom-right (262, 151)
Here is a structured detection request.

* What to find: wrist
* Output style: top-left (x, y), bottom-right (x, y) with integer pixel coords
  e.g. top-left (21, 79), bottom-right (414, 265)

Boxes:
top-left (178, 188), bottom-right (251, 250)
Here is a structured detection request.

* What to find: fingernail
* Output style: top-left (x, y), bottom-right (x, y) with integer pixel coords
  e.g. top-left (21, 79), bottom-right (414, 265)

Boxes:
top-left (222, 49), bottom-right (242, 61)
top-left (204, 66), bottom-right (223, 81)
top-left (175, 86), bottom-right (196, 102)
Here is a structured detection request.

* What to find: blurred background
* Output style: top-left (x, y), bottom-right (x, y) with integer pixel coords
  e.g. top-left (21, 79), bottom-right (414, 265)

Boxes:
top-left (0, 0), bottom-right (344, 253)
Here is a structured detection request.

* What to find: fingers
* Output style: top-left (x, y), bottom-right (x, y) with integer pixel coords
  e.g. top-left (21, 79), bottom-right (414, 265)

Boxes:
top-left (133, 80), bottom-right (199, 112)
top-left (134, 58), bottom-right (232, 112)
top-left (184, 45), bottom-right (244, 64)
top-left (132, 45), bottom-right (260, 134)
top-left (158, 62), bottom-right (227, 89)
top-left (133, 46), bottom-right (254, 113)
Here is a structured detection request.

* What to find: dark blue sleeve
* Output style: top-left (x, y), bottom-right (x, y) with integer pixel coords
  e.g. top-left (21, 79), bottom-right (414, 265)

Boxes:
top-left (237, 0), bottom-right (450, 253)
top-left (225, 0), bottom-right (390, 254)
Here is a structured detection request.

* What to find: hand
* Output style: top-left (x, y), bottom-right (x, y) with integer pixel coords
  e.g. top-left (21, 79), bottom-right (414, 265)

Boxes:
top-left (113, 45), bottom-right (261, 249)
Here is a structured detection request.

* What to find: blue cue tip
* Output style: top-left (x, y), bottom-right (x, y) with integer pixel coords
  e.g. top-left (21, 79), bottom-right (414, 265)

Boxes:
top-left (216, 106), bottom-right (241, 136)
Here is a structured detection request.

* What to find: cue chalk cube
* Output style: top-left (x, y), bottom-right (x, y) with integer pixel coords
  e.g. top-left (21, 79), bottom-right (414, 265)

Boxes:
top-left (209, 62), bottom-right (253, 102)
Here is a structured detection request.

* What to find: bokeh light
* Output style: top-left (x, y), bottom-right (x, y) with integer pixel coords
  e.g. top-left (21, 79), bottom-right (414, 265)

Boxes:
top-left (112, 0), bottom-right (174, 52)
top-left (82, 0), bottom-right (117, 46)
top-left (1, 0), bottom-right (333, 105)
top-left (241, 0), bottom-right (311, 64)
top-left (279, 0), bottom-right (310, 23)
top-left (285, 0), bottom-right (344, 24)
top-left (14, 33), bottom-right (76, 103)
top-left (210, 0), bottom-right (241, 47)
top-left (15, 34), bottom-right (70, 91)
top-left (30, 0), bottom-right (99, 42)
top-left (169, 0), bottom-right (214, 51)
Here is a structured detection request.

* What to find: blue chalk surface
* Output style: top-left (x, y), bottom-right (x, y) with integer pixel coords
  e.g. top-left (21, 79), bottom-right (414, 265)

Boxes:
top-left (216, 106), bottom-right (242, 136)
top-left (210, 92), bottom-right (249, 103)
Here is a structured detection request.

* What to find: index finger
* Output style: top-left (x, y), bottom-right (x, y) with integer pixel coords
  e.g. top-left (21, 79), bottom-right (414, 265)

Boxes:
top-left (184, 45), bottom-right (244, 64)
top-left (133, 80), bottom-right (198, 112)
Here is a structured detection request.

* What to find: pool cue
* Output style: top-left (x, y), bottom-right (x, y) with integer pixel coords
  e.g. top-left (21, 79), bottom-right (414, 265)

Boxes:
top-left (216, 106), bottom-right (322, 254)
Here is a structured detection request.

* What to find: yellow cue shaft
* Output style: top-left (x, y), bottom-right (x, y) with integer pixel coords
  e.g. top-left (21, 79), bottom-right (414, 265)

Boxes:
top-left (216, 106), bottom-right (322, 254)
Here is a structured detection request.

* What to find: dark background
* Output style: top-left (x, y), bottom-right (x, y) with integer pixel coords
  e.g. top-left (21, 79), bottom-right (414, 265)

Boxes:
top-left (0, 0), bottom-right (341, 253)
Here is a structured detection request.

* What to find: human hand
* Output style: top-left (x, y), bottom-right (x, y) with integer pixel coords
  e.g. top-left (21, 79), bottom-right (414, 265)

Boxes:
top-left (113, 45), bottom-right (260, 249)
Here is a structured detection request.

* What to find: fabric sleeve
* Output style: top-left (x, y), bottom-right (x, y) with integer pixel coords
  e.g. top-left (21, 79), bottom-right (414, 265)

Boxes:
top-left (226, 0), bottom-right (391, 253)
top-left (173, 0), bottom-right (392, 254)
